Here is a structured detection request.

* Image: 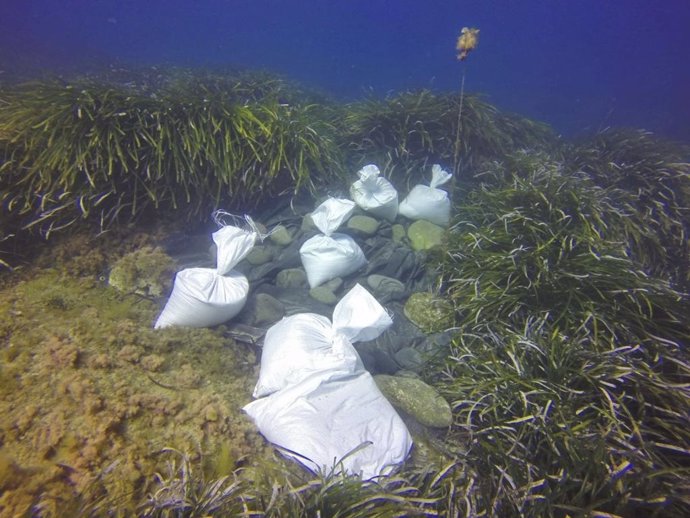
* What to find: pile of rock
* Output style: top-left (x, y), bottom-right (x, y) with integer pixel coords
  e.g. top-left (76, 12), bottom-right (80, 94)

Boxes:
top-left (150, 167), bottom-right (457, 432)
top-left (231, 195), bottom-right (453, 429)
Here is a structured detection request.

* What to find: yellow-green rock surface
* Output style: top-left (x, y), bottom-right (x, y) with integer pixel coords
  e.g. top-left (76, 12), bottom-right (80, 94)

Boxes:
top-left (374, 374), bottom-right (452, 428)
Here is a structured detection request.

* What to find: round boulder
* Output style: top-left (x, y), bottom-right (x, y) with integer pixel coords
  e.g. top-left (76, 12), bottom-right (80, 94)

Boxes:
top-left (403, 292), bottom-right (454, 333)
top-left (374, 374), bottom-right (452, 428)
top-left (407, 220), bottom-right (445, 251)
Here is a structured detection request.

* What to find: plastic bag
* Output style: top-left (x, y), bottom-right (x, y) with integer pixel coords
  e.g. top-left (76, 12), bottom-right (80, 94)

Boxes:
top-left (350, 164), bottom-right (398, 222)
top-left (300, 198), bottom-right (367, 288)
top-left (253, 284), bottom-right (392, 397)
top-left (154, 217), bottom-right (257, 329)
top-left (398, 164), bottom-right (453, 226)
top-left (244, 284), bottom-right (411, 479)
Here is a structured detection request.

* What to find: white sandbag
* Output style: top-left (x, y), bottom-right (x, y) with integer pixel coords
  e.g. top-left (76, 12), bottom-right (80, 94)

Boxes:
top-left (243, 369), bottom-right (413, 480)
top-left (300, 234), bottom-right (367, 289)
top-left (398, 164), bottom-right (453, 226)
top-left (350, 164), bottom-right (398, 222)
top-left (310, 197), bottom-right (356, 234)
top-left (252, 313), bottom-right (361, 397)
top-left (253, 284), bottom-right (392, 398)
top-left (214, 225), bottom-right (257, 276)
top-left (245, 284), bottom-right (411, 479)
top-left (154, 217), bottom-right (257, 329)
top-left (300, 198), bottom-right (366, 288)
top-left (154, 268), bottom-right (249, 328)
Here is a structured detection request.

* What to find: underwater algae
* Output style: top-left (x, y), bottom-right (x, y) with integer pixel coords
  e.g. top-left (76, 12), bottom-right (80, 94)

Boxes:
top-left (0, 244), bottom-right (268, 516)
top-left (107, 246), bottom-right (177, 299)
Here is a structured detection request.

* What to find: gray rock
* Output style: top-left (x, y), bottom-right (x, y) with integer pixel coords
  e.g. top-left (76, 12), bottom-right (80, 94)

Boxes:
top-left (407, 220), bottom-right (445, 251)
top-left (374, 374), bottom-right (452, 428)
top-left (346, 215), bottom-right (380, 236)
top-left (301, 214), bottom-right (317, 233)
top-left (373, 303), bottom-right (428, 353)
top-left (394, 347), bottom-right (425, 372)
top-left (322, 277), bottom-right (343, 292)
top-left (376, 223), bottom-right (393, 239)
top-left (309, 286), bottom-right (338, 305)
top-left (418, 331), bottom-right (454, 355)
top-left (367, 274), bottom-right (406, 302)
top-left (238, 293), bottom-right (285, 327)
top-left (276, 268), bottom-right (308, 289)
top-left (364, 240), bottom-right (425, 283)
top-left (391, 224), bottom-right (407, 243)
top-left (269, 224), bottom-right (293, 246)
top-left (243, 239), bottom-right (303, 283)
top-left (355, 341), bottom-right (400, 375)
top-left (403, 292), bottom-right (454, 333)
top-left (245, 245), bottom-right (274, 266)
top-left (255, 284), bottom-right (332, 317)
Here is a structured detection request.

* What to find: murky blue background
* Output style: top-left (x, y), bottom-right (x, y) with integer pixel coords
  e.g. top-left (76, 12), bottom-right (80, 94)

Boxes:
top-left (2, 0), bottom-right (689, 142)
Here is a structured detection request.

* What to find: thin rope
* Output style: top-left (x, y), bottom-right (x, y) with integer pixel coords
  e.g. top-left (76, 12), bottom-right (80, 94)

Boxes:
top-left (453, 70), bottom-right (466, 177)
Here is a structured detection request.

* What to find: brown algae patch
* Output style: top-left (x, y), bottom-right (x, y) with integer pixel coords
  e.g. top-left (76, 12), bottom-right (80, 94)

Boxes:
top-left (0, 269), bottom-right (266, 515)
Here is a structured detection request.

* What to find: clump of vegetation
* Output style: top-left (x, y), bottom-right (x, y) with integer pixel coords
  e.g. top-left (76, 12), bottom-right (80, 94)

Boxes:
top-left (0, 68), bottom-right (344, 266)
top-left (132, 449), bottom-right (459, 517)
top-left (434, 154), bottom-right (690, 516)
top-left (0, 70), bottom-right (564, 269)
top-left (341, 90), bottom-right (557, 187)
top-left (136, 448), bottom-right (247, 517)
top-left (567, 128), bottom-right (690, 289)
top-left (443, 152), bottom-right (687, 336)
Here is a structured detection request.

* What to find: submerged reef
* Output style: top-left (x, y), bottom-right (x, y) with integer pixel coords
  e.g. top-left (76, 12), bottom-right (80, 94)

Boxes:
top-left (0, 258), bottom-right (266, 515)
top-left (107, 246), bottom-right (177, 297)
top-left (0, 66), bottom-right (689, 516)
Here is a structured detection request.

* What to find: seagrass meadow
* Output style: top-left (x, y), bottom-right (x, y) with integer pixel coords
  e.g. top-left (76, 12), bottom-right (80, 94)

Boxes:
top-left (1, 67), bottom-right (689, 516)
top-left (0, 68), bottom-right (346, 267)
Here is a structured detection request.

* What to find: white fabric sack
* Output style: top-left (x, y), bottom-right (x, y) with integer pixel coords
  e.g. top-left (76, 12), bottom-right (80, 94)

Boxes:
top-left (243, 369), bottom-right (413, 480)
top-left (214, 225), bottom-right (257, 276)
top-left (253, 313), bottom-right (361, 397)
top-left (310, 197), bottom-right (356, 234)
top-left (300, 198), bottom-right (366, 288)
top-left (350, 164), bottom-right (398, 222)
top-left (398, 164), bottom-right (453, 226)
top-left (154, 268), bottom-right (249, 328)
top-left (154, 222), bottom-right (257, 329)
top-left (253, 284), bottom-right (392, 398)
top-left (244, 284), bottom-right (411, 479)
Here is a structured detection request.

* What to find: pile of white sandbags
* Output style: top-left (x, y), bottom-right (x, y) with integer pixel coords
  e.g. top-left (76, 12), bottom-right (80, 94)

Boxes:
top-left (155, 216), bottom-right (258, 329)
top-left (243, 284), bottom-right (412, 479)
top-left (399, 164), bottom-right (453, 226)
top-left (299, 198), bottom-right (367, 289)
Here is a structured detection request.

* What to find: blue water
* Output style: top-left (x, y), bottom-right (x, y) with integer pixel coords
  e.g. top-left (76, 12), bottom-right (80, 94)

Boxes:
top-left (2, 0), bottom-right (689, 142)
